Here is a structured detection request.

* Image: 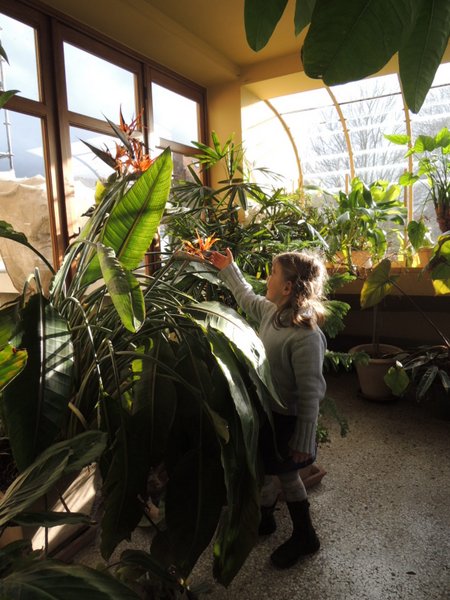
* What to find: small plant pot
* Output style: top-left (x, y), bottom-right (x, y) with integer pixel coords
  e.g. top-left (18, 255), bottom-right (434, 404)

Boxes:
top-left (418, 247), bottom-right (433, 267)
top-left (335, 250), bottom-right (373, 270)
top-left (349, 343), bottom-right (403, 402)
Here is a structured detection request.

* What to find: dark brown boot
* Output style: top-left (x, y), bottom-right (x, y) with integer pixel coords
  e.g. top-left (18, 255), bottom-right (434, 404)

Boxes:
top-left (270, 499), bottom-right (320, 568)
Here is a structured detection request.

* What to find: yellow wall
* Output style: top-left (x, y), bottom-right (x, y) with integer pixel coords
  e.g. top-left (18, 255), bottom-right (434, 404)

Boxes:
top-left (206, 81), bottom-right (243, 188)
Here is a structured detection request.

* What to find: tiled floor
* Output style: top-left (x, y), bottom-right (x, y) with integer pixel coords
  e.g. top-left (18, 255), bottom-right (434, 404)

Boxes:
top-left (77, 371), bottom-right (450, 599)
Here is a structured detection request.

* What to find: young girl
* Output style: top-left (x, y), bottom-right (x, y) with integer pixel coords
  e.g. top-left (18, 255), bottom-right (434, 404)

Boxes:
top-left (209, 248), bottom-right (327, 569)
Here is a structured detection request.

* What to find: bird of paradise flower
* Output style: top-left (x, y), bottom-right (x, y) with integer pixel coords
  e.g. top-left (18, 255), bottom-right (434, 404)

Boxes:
top-left (182, 229), bottom-right (220, 259)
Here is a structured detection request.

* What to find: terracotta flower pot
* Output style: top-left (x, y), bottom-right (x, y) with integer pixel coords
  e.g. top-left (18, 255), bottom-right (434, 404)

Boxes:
top-left (350, 343), bottom-right (403, 402)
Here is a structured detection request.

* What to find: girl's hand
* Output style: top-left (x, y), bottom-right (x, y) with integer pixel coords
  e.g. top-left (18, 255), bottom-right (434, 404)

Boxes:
top-left (290, 450), bottom-right (312, 464)
top-left (209, 248), bottom-right (234, 270)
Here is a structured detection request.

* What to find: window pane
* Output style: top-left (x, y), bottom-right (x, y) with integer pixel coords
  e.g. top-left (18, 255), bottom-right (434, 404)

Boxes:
top-left (64, 43), bottom-right (136, 122)
top-left (152, 83), bottom-right (199, 146)
top-left (0, 111), bottom-right (52, 298)
top-left (0, 12), bottom-right (40, 101)
top-left (68, 126), bottom-right (118, 234)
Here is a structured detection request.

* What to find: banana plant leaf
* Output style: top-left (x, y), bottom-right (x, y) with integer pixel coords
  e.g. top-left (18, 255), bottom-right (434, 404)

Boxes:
top-left (81, 147), bottom-right (173, 287)
top-left (295, 0), bottom-right (316, 34)
top-left (97, 244), bottom-right (145, 333)
top-left (0, 563), bottom-right (140, 599)
top-left (2, 294), bottom-right (74, 471)
top-left (399, 0), bottom-right (450, 113)
top-left (0, 431), bottom-right (107, 527)
top-left (0, 344), bottom-right (27, 392)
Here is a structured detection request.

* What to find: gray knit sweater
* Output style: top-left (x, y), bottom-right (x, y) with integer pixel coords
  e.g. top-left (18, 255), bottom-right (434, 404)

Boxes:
top-left (219, 262), bottom-right (327, 455)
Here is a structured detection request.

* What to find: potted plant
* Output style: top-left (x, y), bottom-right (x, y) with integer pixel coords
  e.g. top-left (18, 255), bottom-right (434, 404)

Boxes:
top-left (351, 234), bottom-right (450, 404)
top-left (325, 177), bottom-right (406, 274)
top-left (0, 116), bottom-right (287, 597)
top-left (385, 232), bottom-right (450, 415)
top-left (385, 127), bottom-right (450, 234)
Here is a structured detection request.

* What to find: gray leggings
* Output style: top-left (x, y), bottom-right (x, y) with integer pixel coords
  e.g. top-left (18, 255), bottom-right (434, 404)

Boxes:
top-left (261, 470), bottom-right (307, 506)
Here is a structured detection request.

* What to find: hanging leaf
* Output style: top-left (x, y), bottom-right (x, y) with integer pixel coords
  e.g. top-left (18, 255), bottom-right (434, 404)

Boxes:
top-left (295, 0), bottom-right (316, 35)
top-left (0, 563), bottom-right (140, 599)
top-left (0, 432), bottom-right (107, 527)
top-left (97, 244), bottom-right (145, 333)
top-left (303, 0), bottom-right (423, 85)
top-left (2, 295), bottom-right (74, 471)
top-left (0, 344), bottom-right (27, 392)
top-left (244, 0), bottom-right (288, 51)
top-left (151, 351), bottom-right (226, 579)
top-left (187, 301), bottom-right (283, 409)
top-left (81, 147), bottom-right (172, 287)
top-left (399, 0), bottom-right (450, 113)
top-left (0, 221), bottom-right (55, 274)
top-left (0, 303), bottom-right (19, 348)
top-left (0, 90), bottom-right (19, 109)
top-left (384, 362), bottom-right (410, 396)
top-left (11, 511), bottom-right (93, 527)
top-left (360, 259), bottom-right (398, 309)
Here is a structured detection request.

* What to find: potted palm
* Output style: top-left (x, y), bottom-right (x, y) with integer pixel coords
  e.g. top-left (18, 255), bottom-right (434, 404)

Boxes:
top-left (385, 127), bottom-right (450, 234)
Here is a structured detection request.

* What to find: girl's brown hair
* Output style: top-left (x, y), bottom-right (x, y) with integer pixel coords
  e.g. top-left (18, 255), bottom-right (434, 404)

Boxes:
top-left (272, 251), bottom-right (328, 329)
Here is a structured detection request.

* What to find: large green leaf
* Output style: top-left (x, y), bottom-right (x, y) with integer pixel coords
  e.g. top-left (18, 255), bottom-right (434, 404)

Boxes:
top-left (0, 303), bottom-right (19, 348)
top-left (2, 295), bottom-right (74, 471)
top-left (211, 368), bottom-right (260, 587)
top-left (360, 259), bottom-right (398, 309)
top-left (151, 351), bottom-right (225, 579)
top-left (11, 511), bottom-right (92, 527)
top-left (97, 244), bottom-right (145, 333)
top-left (303, 0), bottom-right (422, 85)
top-left (385, 362), bottom-right (410, 396)
top-left (0, 432), bottom-right (107, 527)
top-left (399, 0), bottom-right (450, 113)
top-left (81, 147), bottom-right (173, 286)
top-left (100, 338), bottom-right (179, 559)
top-left (100, 409), bottom-right (153, 559)
top-left (202, 328), bottom-right (261, 479)
top-left (244, 0), bottom-right (288, 51)
top-left (0, 450), bottom-right (69, 528)
top-left (294, 0), bottom-right (316, 35)
top-left (0, 221), bottom-right (55, 274)
top-left (0, 563), bottom-right (139, 599)
top-left (187, 301), bottom-right (283, 410)
top-left (428, 233), bottom-right (450, 295)
top-left (0, 344), bottom-right (27, 392)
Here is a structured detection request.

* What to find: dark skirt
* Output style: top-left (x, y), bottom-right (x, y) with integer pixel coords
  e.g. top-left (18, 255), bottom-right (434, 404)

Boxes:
top-left (259, 412), bottom-right (316, 475)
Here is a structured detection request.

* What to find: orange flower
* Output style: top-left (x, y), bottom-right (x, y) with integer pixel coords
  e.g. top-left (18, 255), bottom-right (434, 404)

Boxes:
top-left (182, 230), bottom-right (220, 258)
top-left (111, 109), bottom-right (154, 175)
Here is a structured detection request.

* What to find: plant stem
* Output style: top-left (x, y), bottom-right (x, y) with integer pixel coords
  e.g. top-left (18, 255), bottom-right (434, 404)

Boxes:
top-left (391, 281), bottom-right (450, 348)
